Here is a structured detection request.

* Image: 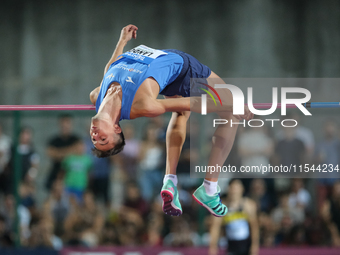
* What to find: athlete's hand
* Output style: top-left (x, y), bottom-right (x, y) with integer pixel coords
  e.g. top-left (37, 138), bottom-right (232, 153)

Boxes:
top-left (119, 24), bottom-right (138, 43)
top-left (250, 244), bottom-right (259, 255)
top-left (208, 247), bottom-right (218, 255)
top-left (234, 105), bottom-right (254, 121)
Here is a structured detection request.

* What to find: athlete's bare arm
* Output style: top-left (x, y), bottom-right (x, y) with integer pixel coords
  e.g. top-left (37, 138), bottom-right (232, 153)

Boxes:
top-left (209, 216), bottom-right (223, 255)
top-left (321, 200), bottom-right (340, 246)
top-left (140, 97), bottom-right (253, 121)
top-left (89, 24), bottom-right (138, 105)
top-left (90, 86), bottom-right (100, 105)
top-left (245, 198), bottom-right (259, 255)
top-left (141, 97), bottom-right (191, 117)
top-left (104, 24), bottom-right (138, 75)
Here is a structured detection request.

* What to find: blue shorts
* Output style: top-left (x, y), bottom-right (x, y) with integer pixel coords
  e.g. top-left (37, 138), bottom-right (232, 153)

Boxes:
top-left (65, 187), bottom-right (84, 203)
top-left (160, 49), bottom-right (212, 97)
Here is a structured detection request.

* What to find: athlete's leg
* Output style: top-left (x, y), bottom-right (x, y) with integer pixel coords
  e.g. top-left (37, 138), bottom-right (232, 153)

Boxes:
top-left (165, 111), bottom-right (191, 175)
top-left (201, 71), bottom-right (239, 180)
top-left (205, 113), bottom-right (238, 179)
top-left (193, 71), bottom-right (239, 217)
top-left (161, 95), bottom-right (190, 216)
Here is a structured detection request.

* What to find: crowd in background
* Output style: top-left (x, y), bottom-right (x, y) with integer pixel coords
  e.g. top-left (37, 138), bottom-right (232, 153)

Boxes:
top-left (0, 113), bottom-right (339, 251)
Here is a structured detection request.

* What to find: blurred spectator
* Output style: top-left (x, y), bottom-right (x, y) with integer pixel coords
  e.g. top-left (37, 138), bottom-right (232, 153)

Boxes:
top-left (275, 218), bottom-right (304, 246)
top-left (26, 216), bottom-right (63, 250)
top-left (99, 221), bottom-right (120, 246)
top-left (19, 181), bottom-right (37, 216)
top-left (1, 127), bottom-right (39, 194)
top-left (115, 124), bottom-right (140, 180)
top-left (321, 180), bottom-right (340, 247)
top-left (64, 190), bottom-right (104, 247)
top-left (85, 137), bottom-right (111, 207)
top-left (145, 197), bottom-right (167, 247)
top-left (62, 141), bottom-right (92, 203)
top-left (178, 185), bottom-right (195, 215)
top-left (149, 116), bottom-right (167, 142)
top-left (46, 114), bottom-right (80, 190)
top-left (286, 224), bottom-right (307, 246)
top-left (112, 182), bottom-right (147, 246)
top-left (276, 113), bottom-right (315, 161)
top-left (316, 120), bottom-right (340, 184)
top-left (248, 178), bottom-right (272, 213)
top-left (272, 192), bottom-right (305, 246)
top-left (238, 126), bottom-right (274, 166)
top-left (238, 126), bottom-right (274, 177)
top-left (209, 179), bottom-right (259, 255)
top-left (274, 127), bottom-right (306, 167)
top-left (138, 123), bottom-right (164, 202)
top-left (118, 221), bottom-right (143, 246)
top-left (238, 126), bottom-right (275, 196)
top-left (145, 201), bottom-right (164, 247)
top-left (258, 212), bottom-right (276, 247)
top-left (0, 194), bottom-right (31, 242)
top-left (163, 216), bottom-right (201, 247)
top-left (15, 127), bottom-right (39, 181)
top-left (303, 217), bottom-right (327, 246)
top-left (293, 114), bottom-right (315, 161)
top-left (0, 123), bottom-right (11, 194)
top-left (0, 213), bottom-right (14, 247)
top-left (121, 181), bottom-right (149, 217)
top-left (271, 192), bottom-right (305, 237)
top-left (288, 179), bottom-right (311, 211)
top-left (44, 180), bottom-right (70, 237)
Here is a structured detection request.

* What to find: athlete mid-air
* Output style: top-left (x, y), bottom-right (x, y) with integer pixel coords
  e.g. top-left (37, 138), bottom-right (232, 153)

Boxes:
top-left (89, 24), bottom-right (253, 217)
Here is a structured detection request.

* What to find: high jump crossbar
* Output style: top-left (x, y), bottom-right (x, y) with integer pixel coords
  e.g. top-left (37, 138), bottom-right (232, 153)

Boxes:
top-left (0, 102), bottom-right (339, 111)
top-left (0, 105), bottom-right (96, 111)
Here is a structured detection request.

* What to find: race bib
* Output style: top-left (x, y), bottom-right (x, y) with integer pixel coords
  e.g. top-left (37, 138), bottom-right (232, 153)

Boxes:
top-left (121, 45), bottom-right (167, 64)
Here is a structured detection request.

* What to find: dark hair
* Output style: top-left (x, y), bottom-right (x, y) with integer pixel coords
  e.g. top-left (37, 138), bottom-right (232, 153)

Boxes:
top-left (279, 191), bottom-right (290, 198)
top-left (29, 216), bottom-right (41, 229)
top-left (0, 213), bottom-right (5, 222)
top-left (228, 178), bottom-right (242, 186)
top-left (58, 113), bottom-right (73, 120)
top-left (20, 126), bottom-right (33, 134)
top-left (91, 131), bottom-right (125, 158)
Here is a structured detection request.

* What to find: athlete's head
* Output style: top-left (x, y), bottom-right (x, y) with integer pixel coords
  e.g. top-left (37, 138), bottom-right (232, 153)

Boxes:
top-left (90, 116), bottom-right (125, 158)
top-left (57, 113), bottom-right (74, 137)
top-left (332, 180), bottom-right (340, 199)
top-left (228, 179), bottom-right (244, 199)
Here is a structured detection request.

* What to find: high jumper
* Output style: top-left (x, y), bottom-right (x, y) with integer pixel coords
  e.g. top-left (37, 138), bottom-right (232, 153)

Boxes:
top-left (89, 24), bottom-right (253, 217)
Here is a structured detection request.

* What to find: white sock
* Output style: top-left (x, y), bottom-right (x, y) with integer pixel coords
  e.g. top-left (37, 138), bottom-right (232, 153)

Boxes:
top-left (163, 174), bottom-right (178, 186)
top-left (203, 179), bottom-right (218, 196)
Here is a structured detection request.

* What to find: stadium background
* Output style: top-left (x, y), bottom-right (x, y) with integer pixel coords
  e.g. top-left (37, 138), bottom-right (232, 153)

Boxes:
top-left (0, 0), bottom-right (340, 254)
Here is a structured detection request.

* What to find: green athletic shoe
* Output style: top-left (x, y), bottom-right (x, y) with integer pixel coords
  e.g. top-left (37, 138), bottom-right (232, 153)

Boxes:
top-left (160, 179), bottom-right (182, 216)
top-left (192, 184), bottom-right (228, 217)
